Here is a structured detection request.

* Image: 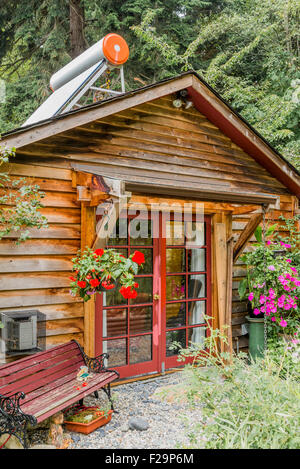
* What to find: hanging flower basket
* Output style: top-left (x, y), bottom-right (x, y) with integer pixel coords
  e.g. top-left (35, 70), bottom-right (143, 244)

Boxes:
top-left (69, 248), bottom-right (145, 302)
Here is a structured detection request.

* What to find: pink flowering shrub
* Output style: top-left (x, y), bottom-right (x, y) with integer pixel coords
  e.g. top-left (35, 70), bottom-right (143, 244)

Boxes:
top-left (239, 225), bottom-right (300, 336)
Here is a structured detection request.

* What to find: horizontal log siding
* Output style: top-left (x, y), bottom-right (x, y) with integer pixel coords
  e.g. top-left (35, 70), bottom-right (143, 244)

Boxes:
top-left (232, 194), bottom-right (297, 351)
top-left (0, 163), bottom-right (83, 358)
top-left (17, 96), bottom-right (288, 197)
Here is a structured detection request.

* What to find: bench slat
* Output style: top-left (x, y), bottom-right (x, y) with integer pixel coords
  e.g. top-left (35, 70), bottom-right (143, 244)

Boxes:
top-left (20, 369), bottom-right (83, 406)
top-left (0, 342), bottom-right (79, 378)
top-left (0, 355), bottom-right (84, 397)
top-left (22, 372), bottom-right (116, 422)
top-left (22, 371), bottom-right (113, 416)
top-left (0, 348), bottom-right (83, 388)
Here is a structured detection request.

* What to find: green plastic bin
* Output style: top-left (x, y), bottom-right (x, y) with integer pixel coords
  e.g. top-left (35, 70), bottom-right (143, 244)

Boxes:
top-left (246, 315), bottom-right (265, 360)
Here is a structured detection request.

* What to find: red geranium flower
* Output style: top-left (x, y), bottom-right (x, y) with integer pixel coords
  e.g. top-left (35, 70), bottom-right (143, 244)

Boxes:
top-left (134, 282), bottom-right (139, 289)
top-left (132, 251), bottom-right (145, 265)
top-left (94, 249), bottom-right (104, 257)
top-left (77, 280), bottom-right (86, 288)
top-left (69, 276), bottom-right (76, 281)
top-left (119, 286), bottom-right (138, 299)
top-left (90, 278), bottom-right (100, 288)
top-left (102, 280), bottom-right (115, 290)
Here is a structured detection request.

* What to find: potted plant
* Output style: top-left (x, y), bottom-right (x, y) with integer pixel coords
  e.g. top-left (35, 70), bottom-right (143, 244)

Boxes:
top-left (238, 225), bottom-right (300, 359)
top-left (64, 405), bottom-right (113, 434)
top-left (69, 247), bottom-right (145, 302)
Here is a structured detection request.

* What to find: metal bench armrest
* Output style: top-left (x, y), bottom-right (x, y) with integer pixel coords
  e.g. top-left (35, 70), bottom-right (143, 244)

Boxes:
top-left (72, 340), bottom-right (119, 377)
top-left (0, 391), bottom-right (37, 448)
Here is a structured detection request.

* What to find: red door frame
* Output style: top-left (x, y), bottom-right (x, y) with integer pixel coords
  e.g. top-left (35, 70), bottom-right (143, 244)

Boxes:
top-left (160, 212), bottom-right (212, 370)
top-left (95, 211), bottom-right (212, 379)
top-left (95, 211), bottom-right (160, 379)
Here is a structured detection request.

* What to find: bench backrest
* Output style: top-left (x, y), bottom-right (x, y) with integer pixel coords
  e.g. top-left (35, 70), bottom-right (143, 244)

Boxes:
top-left (0, 341), bottom-right (85, 398)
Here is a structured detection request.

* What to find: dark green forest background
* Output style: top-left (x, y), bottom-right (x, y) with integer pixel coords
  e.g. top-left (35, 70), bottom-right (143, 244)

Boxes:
top-left (0, 0), bottom-right (299, 169)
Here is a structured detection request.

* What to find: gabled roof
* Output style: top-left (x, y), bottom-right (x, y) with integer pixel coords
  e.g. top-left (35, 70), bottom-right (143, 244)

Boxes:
top-left (2, 71), bottom-right (300, 198)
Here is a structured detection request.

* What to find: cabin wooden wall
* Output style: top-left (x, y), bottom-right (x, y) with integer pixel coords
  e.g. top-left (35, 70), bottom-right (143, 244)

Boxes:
top-left (0, 94), bottom-right (296, 360)
top-left (16, 96), bottom-right (289, 198)
top-left (0, 162), bottom-right (83, 358)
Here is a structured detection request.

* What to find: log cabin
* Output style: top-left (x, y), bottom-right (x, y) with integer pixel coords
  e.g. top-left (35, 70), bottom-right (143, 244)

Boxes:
top-left (1, 70), bottom-right (299, 379)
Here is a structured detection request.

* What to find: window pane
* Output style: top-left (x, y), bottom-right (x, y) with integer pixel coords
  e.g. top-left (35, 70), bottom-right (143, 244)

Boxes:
top-left (130, 306), bottom-right (152, 334)
top-left (129, 219), bottom-right (153, 246)
top-left (103, 287), bottom-right (127, 307)
top-left (166, 248), bottom-right (185, 273)
top-left (166, 221), bottom-right (185, 246)
top-left (103, 338), bottom-right (127, 367)
top-left (130, 335), bottom-right (152, 364)
top-left (187, 249), bottom-right (206, 272)
top-left (188, 327), bottom-right (206, 349)
top-left (130, 277), bottom-right (153, 305)
top-left (188, 274), bottom-right (206, 299)
top-left (185, 221), bottom-right (205, 247)
top-left (166, 329), bottom-right (186, 357)
top-left (103, 308), bottom-right (127, 337)
top-left (188, 301), bottom-right (206, 325)
top-left (166, 275), bottom-right (185, 301)
top-left (107, 218), bottom-right (128, 246)
top-left (166, 303), bottom-right (186, 328)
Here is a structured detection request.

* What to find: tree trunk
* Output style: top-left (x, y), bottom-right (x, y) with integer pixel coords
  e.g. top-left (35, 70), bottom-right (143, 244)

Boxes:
top-left (69, 0), bottom-right (87, 59)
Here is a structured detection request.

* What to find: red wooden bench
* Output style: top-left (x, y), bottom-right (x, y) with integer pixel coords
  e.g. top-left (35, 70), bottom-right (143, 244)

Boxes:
top-left (0, 340), bottom-right (119, 448)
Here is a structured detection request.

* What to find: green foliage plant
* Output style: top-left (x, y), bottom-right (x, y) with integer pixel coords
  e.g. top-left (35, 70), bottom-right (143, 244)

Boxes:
top-left (238, 224), bottom-right (300, 336)
top-left (176, 315), bottom-right (300, 449)
top-left (0, 144), bottom-right (48, 242)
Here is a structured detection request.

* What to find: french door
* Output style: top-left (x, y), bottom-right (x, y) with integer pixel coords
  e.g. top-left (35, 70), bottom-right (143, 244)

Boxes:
top-left (95, 211), bottom-right (211, 379)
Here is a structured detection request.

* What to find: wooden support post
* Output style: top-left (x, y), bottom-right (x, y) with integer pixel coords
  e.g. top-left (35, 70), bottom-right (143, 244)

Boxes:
top-left (225, 236), bottom-right (234, 356)
top-left (212, 212), bottom-right (233, 355)
top-left (81, 202), bottom-right (96, 357)
top-left (214, 222), bottom-right (228, 353)
top-left (233, 212), bottom-right (264, 263)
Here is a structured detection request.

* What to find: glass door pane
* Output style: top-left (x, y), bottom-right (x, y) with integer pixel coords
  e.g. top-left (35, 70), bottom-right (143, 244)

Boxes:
top-left (100, 212), bottom-right (157, 375)
top-left (164, 215), bottom-right (209, 365)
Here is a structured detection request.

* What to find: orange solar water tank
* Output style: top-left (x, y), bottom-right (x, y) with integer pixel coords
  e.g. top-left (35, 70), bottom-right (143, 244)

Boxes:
top-left (50, 33), bottom-right (129, 92)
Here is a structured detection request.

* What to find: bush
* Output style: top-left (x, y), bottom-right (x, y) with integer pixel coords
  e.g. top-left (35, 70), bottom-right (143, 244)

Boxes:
top-left (177, 319), bottom-right (300, 449)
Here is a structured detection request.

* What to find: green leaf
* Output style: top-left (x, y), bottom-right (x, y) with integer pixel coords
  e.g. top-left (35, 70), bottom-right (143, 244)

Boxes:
top-left (254, 226), bottom-right (262, 243)
top-left (238, 278), bottom-right (248, 300)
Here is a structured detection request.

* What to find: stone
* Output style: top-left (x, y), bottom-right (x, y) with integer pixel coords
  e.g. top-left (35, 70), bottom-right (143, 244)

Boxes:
top-left (128, 417), bottom-right (149, 431)
top-left (51, 411), bottom-right (64, 425)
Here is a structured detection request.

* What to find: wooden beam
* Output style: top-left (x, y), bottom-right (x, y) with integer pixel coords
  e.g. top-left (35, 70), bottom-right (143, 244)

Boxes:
top-left (214, 222), bottom-right (228, 353)
top-left (92, 195), bottom-right (129, 249)
top-left (81, 202), bottom-right (96, 357)
top-left (126, 182), bottom-right (278, 205)
top-left (233, 212), bottom-right (264, 263)
top-left (225, 235), bottom-right (234, 356)
top-left (73, 170), bottom-right (125, 206)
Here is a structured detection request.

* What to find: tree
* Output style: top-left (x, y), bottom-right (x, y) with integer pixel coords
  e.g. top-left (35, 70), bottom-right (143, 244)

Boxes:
top-left (0, 0), bottom-right (299, 169)
top-left (131, 0), bottom-right (300, 169)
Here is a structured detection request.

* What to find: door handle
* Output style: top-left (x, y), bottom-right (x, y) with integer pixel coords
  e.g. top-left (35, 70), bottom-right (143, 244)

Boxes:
top-left (154, 294), bottom-right (160, 300)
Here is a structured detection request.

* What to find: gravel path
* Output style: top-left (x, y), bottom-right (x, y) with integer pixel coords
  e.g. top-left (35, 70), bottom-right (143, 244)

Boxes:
top-left (66, 371), bottom-right (202, 449)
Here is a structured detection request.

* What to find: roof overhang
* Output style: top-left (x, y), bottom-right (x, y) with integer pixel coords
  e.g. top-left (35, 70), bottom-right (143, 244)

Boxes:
top-left (2, 71), bottom-right (300, 198)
